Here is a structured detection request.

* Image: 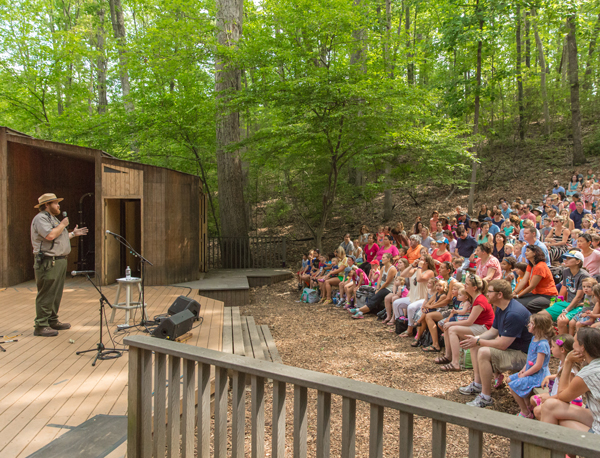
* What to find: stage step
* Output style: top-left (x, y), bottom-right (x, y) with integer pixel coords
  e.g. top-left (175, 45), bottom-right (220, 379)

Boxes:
top-left (222, 307), bottom-right (282, 363)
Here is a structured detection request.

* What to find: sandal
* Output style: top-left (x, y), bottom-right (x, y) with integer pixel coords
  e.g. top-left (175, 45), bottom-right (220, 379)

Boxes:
top-left (493, 373), bottom-right (505, 389)
top-left (440, 363), bottom-right (461, 372)
top-left (411, 340), bottom-right (421, 347)
top-left (434, 356), bottom-right (451, 365)
top-left (399, 331), bottom-right (413, 338)
top-left (422, 346), bottom-right (441, 353)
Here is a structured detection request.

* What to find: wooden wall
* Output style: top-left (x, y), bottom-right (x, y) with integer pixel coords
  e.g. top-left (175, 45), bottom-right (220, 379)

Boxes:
top-left (0, 129), bottom-right (8, 287)
top-left (6, 141), bottom-right (95, 285)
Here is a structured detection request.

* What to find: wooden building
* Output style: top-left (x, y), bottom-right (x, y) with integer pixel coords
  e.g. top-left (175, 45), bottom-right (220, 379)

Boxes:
top-left (0, 127), bottom-right (207, 287)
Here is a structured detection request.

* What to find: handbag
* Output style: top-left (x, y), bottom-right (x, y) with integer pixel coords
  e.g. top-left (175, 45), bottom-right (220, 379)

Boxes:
top-left (395, 317), bottom-right (409, 334)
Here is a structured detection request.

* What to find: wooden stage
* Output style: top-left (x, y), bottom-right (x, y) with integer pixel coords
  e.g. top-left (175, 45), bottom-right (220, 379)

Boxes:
top-left (0, 279), bottom-right (223, 458)
top-left (175, 267), bottom-right (293, 307)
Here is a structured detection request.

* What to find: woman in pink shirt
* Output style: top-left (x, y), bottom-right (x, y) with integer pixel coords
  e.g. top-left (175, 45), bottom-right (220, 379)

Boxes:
top-left (376, 235), bottom-right (400, 262)
top-left (359, 234), bottom-right (379, 275)
top-left (579, 233), bottom-right (600, 276)
top-left (430, 211), bottom-right (439, 233)
top-left (471, 244), bottom-right (502, 281)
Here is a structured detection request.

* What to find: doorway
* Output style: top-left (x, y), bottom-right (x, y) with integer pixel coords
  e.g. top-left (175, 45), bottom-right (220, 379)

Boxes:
top-left (104, 199), bottom-right (141, 284)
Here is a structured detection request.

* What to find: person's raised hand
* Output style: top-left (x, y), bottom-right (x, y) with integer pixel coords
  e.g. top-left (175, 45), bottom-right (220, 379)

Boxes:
top-left (541, 375), bottom-right (551, 389)
top-left (565, 349), bottom-right (585, 365)
top-left (73, 225), bottom-right (88, 236)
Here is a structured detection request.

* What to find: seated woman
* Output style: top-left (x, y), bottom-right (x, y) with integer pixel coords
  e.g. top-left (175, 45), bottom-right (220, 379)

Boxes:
top-left (422, 262), bottom-right (458, 352)
top-left (513, 245), bottom-right (559, 313)
top-left (358, 225), bottom-right (370, 245)
top-left (358, 234), bottom-right (379, 275)
top-left (392, 254), bottom-right (437, 337)
top-left (413, 219), bottom-right (423, 236)
top-left (492, 232), bottom-right (507, 261)
top-left (390, 222), bottom-right (408, 248)
top-left (435, 275), bottom-right (495, 371)
top-left (468, 220), bottom-right (481, 239)
top-left (320, 247), bottom-right (348, 304)
top-left (350, 253), bottom-right (397, 319)
top-left (420, 228), bottom-right (435, 251)
top-left (477, 204), bottom-right (490, 222)
top-left (579, 233), bottom-right (600, 276)
top-left (376, 235), bottom-right (400, 263)
top-left (431, 238), bottom-right (452, 275)
top-left (471, 243), bottom-right (502, 282)
top-left (560, 208), bottom-right (576, 232)
top-left (540, 327), bottom-right (600, 439)
top-left (566, 174), bottom-right (580, 197)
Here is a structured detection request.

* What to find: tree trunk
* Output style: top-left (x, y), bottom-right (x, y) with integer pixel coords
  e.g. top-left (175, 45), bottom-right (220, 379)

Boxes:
top-left (468, 7), bottom-right (483, 216)
top-left (566, 14), bottom-right (585, 165)
top-left (383, 166), bottom-right (393, 221)
top-left (215, 0), bottom-right (250, 267)
top-left (525, 12), bottom-right (531, 68)
top-left (96, 7), bottom-right (108, 114)
top-left (406, 6), bottom-right (413, 85)
top-left (583, 13), bottom-right (600, 91)
top-left (516, 5), bottom-right (525, 141)
top-left (109, 0), bottom-right (133, 112)
top-left (532, 8), bottom-right (550, 135)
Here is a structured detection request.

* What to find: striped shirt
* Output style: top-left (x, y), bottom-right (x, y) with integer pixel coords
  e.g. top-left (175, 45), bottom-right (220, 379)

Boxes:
top-left (577, 358), bottom-right (600, 433)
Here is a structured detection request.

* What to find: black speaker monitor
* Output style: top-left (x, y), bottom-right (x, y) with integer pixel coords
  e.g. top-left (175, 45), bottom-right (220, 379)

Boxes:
top-left (152, 309), bottom-right (195, 340)
top-left (168, 296), bottom-right (201, 321)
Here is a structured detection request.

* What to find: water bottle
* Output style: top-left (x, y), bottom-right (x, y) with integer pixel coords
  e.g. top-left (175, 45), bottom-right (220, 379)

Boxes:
top-left (126, 266), bottom-right (131, 280)
top-left (461, 271), bottom-right (466, 284)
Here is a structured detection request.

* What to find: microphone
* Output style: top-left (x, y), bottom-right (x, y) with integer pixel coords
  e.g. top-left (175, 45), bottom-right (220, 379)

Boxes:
top-left (71, 270), bottom-right (95, 276)
top-left (62, 211), bottom-right (67, 218)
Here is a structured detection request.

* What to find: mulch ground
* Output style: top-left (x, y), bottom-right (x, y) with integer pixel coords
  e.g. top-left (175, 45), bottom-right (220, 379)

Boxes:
top-left (237, 278), bottom-right (533, 457)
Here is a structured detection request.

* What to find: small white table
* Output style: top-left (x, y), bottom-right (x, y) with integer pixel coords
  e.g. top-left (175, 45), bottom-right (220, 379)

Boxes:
top-left (109, 277), bottom-right (148, 326)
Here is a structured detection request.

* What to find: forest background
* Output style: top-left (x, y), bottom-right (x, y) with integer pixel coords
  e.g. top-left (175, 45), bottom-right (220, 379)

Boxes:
top-left (1, 0), bottom-right (599, 250)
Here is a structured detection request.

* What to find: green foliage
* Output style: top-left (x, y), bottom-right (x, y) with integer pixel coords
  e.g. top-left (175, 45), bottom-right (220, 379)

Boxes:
top-left (585, 129), bottom-right (600, 157)
top-left (263, 200), bottom-right (293, 228)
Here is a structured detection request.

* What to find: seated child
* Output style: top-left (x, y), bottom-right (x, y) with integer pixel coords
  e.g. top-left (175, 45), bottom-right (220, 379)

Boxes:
top-left (438, 284), bottom-right (466, 327)
top-left (530, 334), bottom-right (582, 419)
top-left (452, 257), bottom-right (464, 282)
top-left (368, 260), bottom-right (381, 287)
top-left (570, 279), bottom-right (599, 333)
top-left (540, 218), bottom-right (552, 241)
top-left (353, 240), bottom-right (364, 263)
top-left (504, 243), bottom-right (515, 259)
top-left (514, 262), bottom-right (528, 292)
top-left (501, 257), bottom-right (517, 290)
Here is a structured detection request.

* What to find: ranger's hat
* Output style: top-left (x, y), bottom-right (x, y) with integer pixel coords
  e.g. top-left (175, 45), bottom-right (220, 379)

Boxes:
top-left (34, 193), bottom-right (63, 208)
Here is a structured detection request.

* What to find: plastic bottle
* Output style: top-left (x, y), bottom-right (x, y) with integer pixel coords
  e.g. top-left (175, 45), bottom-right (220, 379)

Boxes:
top-left (461, 271), bottom-right (467, 284)
top-left (126, 266), bottom-right (131, 280)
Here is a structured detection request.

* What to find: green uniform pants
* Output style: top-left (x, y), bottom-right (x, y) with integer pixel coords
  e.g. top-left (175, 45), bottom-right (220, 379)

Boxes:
top-left (34, 257), bottom-right (67, 328)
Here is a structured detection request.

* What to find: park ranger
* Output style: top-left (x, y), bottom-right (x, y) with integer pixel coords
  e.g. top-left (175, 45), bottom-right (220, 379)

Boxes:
top-left (31, 193), bottom-right (88, 337)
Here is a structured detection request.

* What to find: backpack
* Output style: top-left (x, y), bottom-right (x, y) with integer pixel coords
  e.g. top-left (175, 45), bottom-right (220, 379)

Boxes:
top-left (300, 288), bottom-right (320, 304)
top-left (395, 317), bottom-right (409, 335)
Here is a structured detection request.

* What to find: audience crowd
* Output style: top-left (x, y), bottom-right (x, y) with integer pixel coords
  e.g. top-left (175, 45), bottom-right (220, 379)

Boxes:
top-left (296, 171), bottom-right (600, 445)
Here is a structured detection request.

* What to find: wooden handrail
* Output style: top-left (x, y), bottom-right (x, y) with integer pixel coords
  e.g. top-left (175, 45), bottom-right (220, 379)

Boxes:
top-left (125, 335), bottom-right (600, 458)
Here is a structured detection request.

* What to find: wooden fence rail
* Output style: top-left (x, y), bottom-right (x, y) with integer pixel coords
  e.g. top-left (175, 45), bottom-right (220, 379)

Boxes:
top-left (207, 236), bottom-right (286, 269)
top-left (125, 335), bottom-right (600, 458)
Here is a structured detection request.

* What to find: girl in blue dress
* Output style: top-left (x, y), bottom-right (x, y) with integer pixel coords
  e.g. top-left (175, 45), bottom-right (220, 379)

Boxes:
top-left (508, 313), bottom-right (554, 418)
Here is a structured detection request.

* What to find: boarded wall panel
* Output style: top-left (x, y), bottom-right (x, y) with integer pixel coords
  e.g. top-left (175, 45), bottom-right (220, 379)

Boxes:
top-left (101, 161), bottom-right (143, 198)
top-left (0, 129), bottom-right (8, 287)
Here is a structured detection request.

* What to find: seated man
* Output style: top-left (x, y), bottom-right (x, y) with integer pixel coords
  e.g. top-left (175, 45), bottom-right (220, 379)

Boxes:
top-left (459, 279), bottom-right (532, 408)
top-left (339, 234), bottom-right (355, 257)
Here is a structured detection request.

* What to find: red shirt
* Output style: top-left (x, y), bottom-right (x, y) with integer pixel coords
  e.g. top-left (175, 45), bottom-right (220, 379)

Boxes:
top-left (364, 243), bottom-right (379, 263)
top-left (472, 294), bottom-right (495, 329)
top-left (431, 249), bottom-right (451, 274)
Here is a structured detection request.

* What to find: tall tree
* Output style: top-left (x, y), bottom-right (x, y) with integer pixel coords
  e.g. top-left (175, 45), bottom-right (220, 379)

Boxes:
top-left (96, 7), bottom-right (108, 114)
top-left (566, 12), bottom-right (585, 165)
top-left (583, 13), bottom-right (600, 91)
top-left (109, 0), bottom-right (133, 112)
top-left (215, 0), bottom-right (250, 265)
top-left (531, 8), bottom-right (550, 134)
top-left (516, 4), bottom-right (525, 141)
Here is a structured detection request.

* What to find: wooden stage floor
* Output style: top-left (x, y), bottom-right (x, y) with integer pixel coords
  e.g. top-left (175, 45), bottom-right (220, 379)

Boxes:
top-left (0, 279), bottom-right (223, 458)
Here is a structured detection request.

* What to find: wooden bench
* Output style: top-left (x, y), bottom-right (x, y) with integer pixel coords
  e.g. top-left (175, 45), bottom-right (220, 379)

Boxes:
top-left (222, 306), bottom-right (282, 364)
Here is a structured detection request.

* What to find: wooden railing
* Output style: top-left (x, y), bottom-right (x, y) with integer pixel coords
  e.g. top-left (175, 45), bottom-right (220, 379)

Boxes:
top-left (125, 335), bottom-right (600, 458)
top-left (207, 236), bottom-right (286, 269)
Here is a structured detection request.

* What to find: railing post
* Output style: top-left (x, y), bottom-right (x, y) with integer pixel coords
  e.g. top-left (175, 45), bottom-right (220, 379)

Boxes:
top-left (316, 391), bottom-right (331, 458)
top-left (181, 359), bottom-right (195, 458)
top-left (523, 443), bottom-right (554, 458)
top-left (167, 355), bottom-right (181, 458)
top-left (154, 352), bottom-right (167, 458)
top-left (127, 346), bottom-right (141, 458)
top-left (510, 439), bottom-right (523, 458)
top-left (272, 380), bottom-right (286, 458)
top-left (294, 385), bottom-right (308, 458)
top-left (232, 371), bottom-right (247, 458)
top-left (252, 375), bottom-right (265, 458)
top-left (369, 404), bottom-right (383, 458)
top-left (215, 366), bottom-right (228, 458)
top-left (468, 428), bottom-right (483, 458)
top-left (341, 397), bottom-right (356, 458)
top-left (197, 362), bottom-right (211, 458)
top-left (140, 349), bottom-right (153, 458)
top-left (282, 237), bottom-right (286, 267)
top-left (431, 419), bottom-right (446, 458)
top-left (399, 411), bottom-right (413, 458)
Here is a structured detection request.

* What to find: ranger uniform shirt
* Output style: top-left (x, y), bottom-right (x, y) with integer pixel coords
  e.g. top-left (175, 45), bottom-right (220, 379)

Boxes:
top-left (31, 212), bottom-right (71, 257)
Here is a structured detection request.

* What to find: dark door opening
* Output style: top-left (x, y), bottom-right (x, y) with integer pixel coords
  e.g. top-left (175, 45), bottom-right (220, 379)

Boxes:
top-left (104, 199), bottom-right (141, 284)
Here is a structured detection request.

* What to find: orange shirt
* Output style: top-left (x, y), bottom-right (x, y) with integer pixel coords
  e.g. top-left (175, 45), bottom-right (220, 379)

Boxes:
top-left (407, 244), bottom-right (423, 264)
top-left (526, 262), bottom-right (558, 296)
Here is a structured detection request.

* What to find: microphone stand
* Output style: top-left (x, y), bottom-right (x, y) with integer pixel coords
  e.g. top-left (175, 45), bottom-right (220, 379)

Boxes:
top-left (76, 272), bottom-right (126, 366)
top-left (107, 231), bottom-right (154, 332)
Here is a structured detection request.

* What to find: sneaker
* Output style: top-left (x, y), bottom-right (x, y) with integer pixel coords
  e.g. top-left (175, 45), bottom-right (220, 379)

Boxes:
top-left (49, 321), bottom-right (71, 330)
top-left (343, 303), bottom-right (353, 310)
top-left (352, 311), bottom-right (364, 319)
top-left (459, 382), bottom-right (482, 396)
top-left (337, 300), bottom-right (346, 308)
top-left (33, 327), bottom-right (59, 337)
top-left (348, 308), bottom-right (358, 314)
top-left (466, 394), bottom-right (494, 408)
